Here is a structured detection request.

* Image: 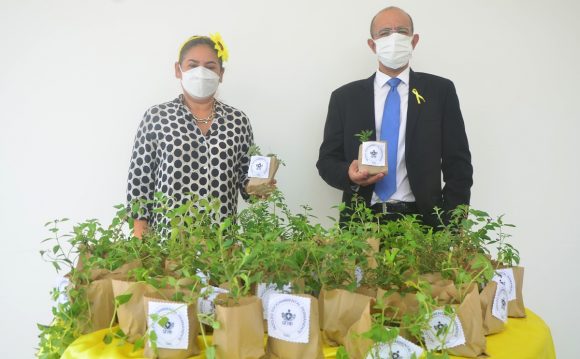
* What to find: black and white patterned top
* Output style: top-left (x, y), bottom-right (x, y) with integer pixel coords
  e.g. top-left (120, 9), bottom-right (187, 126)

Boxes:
top-left (127, 95), bottom-right (253, 225)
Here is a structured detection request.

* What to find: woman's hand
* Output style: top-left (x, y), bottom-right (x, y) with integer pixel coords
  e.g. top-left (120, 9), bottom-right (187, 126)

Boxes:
top-left (246, 179), bottom-right (277, 199)
top-left (133, 219), bottom-right (148, 239)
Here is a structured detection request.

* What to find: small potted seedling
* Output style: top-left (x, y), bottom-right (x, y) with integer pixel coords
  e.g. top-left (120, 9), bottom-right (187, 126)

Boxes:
top-left (356, 130), bottom-right (387, 175)
top-left (246, 145), bottom-right (281, 197)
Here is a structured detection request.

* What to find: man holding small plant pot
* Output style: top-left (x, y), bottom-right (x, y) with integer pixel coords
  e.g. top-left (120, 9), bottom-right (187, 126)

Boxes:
top-left (317, 6), bottom-right (472, 226)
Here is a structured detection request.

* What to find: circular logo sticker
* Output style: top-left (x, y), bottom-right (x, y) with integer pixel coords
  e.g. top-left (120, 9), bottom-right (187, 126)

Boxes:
top-left (493, 285), bottom-right (509, 322)
top-left (55, 277), bottom-right (70, 305)
top-left (366, 339), bottom-right (421, 359)
top-left (197, 297), bottom-right (215, 315)
top-left (151, 306), bottom-right (187, 347)
top-left (495, 270), bottom-right (515, 299)
top-left (250, 157), bottom-right (269, 178)
top-left (364, 143), bottom-right (384, 165)
top-left (259, 284), bottom-right (281, 319)
top-left (269, 297), bottom-right (308, 341)
top-left (423, 309), bottom-right (465, 350)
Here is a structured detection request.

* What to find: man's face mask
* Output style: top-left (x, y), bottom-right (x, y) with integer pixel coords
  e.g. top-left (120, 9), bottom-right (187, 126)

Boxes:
top-left (374, 33), bottom-right (414, 70)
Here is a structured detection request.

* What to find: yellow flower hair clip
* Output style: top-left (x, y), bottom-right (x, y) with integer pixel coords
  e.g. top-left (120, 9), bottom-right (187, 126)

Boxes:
top-left (210, 32), bottom-right (229, 62)
top-left (412, 88), bottom-right (426, 104)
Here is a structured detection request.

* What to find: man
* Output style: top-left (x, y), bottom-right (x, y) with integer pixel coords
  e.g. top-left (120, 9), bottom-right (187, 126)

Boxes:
top-left (316, 6), bottom-right (472, 226)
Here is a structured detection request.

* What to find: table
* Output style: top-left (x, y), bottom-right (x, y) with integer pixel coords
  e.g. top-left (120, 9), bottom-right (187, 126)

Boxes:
top-left (62, 309), bottom-right (556, 358)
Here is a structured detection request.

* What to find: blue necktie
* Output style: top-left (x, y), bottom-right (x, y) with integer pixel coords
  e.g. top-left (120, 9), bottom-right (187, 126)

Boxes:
top-left (375, 77), bottom-right (401, 202)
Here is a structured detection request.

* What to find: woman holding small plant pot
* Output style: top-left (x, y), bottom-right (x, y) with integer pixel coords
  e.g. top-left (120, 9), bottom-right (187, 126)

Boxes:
top-left (127, 34), bottom-right (274, 238)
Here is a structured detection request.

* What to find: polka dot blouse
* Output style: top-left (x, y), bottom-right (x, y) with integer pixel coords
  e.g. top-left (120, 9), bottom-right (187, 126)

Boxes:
top-left (127, 95), bottom-right (253, 225)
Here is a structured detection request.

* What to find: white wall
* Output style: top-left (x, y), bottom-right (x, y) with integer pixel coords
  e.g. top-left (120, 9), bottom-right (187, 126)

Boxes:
top-left (1, 0), bottom-right (578, 356)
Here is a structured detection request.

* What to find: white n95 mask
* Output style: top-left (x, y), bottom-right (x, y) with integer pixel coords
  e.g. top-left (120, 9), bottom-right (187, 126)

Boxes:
top-left (180, 66), bottom-right (220, 100)
top-left (374, 33), bottom-right (414, 70)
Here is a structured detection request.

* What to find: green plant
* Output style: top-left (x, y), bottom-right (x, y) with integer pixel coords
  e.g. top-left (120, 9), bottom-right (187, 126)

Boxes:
top-left (248, 144), bottom-right (286, 166)
top-left (355, 129), bottom-right (374, 143)
top-left (37, 203), bottom-right (137, 358)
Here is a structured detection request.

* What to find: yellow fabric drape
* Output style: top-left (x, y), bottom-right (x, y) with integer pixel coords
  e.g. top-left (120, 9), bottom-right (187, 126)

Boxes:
top-left (62, 309), bottom-right (556, 359)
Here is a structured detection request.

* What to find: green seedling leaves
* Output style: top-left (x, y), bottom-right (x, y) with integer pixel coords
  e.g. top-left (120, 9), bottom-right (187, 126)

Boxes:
top-left (115, 293), bottom-right (133, 306)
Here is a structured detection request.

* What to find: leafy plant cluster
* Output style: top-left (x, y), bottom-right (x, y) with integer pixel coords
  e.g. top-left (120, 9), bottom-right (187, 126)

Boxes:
top-left (37, 192), bottom-right (518, 358)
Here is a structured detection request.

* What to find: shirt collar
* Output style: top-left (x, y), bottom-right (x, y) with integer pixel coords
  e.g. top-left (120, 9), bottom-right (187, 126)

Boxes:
top-left (177, 94), bottom-right (226, 119)
top-left (375, 66), bottom-right (411, 88)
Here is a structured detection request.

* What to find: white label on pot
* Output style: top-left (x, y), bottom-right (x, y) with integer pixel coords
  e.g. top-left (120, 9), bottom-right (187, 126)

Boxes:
top-left (54, 276), bottom-right (70, 305)
top-left (195, 269), bottom-right (209, 285)
top-left (361, 141), bottom-right (386, 166)
top-left (248, 156), bottom-right (271, 179)
top-left (423, 309), bottom-right (466, 351)
top-left (257, 282), bottom-right (292, 319)
top-left (267, 294), bottom-right (310, 343)
top-left (355, 266), bottom-right (363, 287)
top-left (197, 286), bottom-right (229, 316)
top-left (365, 335), bottom-right (424, 359)
top-left (492, 268), bottom-right (516, 301)
top-left (492, 283), bottom-right (509, 322)
top-left (148, 301), bottom-right (189, 350)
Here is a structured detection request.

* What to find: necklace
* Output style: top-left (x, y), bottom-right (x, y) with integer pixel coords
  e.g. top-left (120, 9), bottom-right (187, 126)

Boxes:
top-left (192, 111), bottom-right (214, 125)
top-left (185, 97), bottom-right (215, 125)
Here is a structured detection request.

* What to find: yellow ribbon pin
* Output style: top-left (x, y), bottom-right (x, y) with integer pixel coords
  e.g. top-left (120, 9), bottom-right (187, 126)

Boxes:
top-left (412, 88), bottom-right (426, 104)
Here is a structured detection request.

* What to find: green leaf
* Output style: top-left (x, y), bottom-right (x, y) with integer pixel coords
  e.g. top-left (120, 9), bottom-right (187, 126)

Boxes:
top-left (133, 338), bottom-right (144, 351)
top-left (103, 333), bottom-right (113, 344)
top-left (158, 316), bottom-right (169, 328)
top-left (149, 330), bottom-right (157, 341)
top-left (115, 293), bottom-right (133, 306)
top-left (336, 346), bottom-right (349, 359)
top-left (205, 346), bottom-right (217, 359)
top-left (362, 324), bottom-right (390, 343)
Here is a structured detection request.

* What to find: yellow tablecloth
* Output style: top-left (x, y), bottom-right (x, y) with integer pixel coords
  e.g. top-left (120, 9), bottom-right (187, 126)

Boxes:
top-left (62, 309), bottom-right (556, 358)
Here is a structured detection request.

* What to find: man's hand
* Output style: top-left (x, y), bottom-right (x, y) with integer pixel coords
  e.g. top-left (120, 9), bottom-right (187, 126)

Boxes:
top-left (348, 160), bottom-right (385, 186)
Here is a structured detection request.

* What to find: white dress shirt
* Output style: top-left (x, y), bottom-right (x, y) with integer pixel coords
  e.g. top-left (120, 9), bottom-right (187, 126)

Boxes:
top-left (371, 67), bottom-right (416, 204)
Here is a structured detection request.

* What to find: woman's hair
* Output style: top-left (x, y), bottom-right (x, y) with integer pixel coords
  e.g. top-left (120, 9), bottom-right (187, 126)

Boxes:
top-left (178, 36), bottom-right (222, 66)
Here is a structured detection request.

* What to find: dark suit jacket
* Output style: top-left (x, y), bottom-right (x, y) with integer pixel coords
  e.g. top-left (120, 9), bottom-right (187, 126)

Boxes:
top-left (316, 70), bottom-right (473, 226)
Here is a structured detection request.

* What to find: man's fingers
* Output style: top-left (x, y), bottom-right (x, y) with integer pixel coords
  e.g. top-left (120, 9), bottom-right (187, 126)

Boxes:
top-left (349, 160), bottom-right (370, 183)
top-left (358, 172), bottom-right (385, 186)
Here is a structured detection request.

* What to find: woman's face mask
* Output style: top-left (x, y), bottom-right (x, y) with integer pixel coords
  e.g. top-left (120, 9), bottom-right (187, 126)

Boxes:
top-left (179, 65), bottom-right (220, 100)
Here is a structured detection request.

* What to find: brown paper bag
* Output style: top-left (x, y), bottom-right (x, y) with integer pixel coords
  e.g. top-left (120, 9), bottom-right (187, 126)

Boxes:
top-left (356, 286), bottom-right (378, 299)
top-left (266, 294), bottom-right (324, 359)
top-left (357, 142), bottom-right (387, 175)
top-left (83, 260), bottom-right (142, 333)
top-left (213, 296), bottom-right (265, 359)
top-left (111, 279), bottom-right (153, 342)
top-left (343, 300), bottom-right (374, 359)
top-left (319, 288), bottom-right (374, 346)
top-left (420, 272), bottom-right (457, 305)
top-left (376, 289), bottom-right (419, 320)
top-left (247, 157), bottom-right (279, 196)
top-left (507, 266), bottom-right (526, 318)
top-left (365, 237), bottom-right (380, 269)
top-left (143, 294), bottom-right (201, 359)
top-left (479, 281), bottom-right (505, 335)
top-left (447, 286), bottom-right (487, 358)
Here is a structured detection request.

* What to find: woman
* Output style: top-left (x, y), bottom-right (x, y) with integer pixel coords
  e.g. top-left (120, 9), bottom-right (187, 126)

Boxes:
top-left (127, 34), bottom-right (256, 237)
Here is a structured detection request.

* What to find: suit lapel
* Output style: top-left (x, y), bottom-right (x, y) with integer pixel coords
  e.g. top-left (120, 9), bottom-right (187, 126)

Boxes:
top-left (406, 69), bottom-right (424, 143)
top-left (360, 74), bottom-right (377, 139)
